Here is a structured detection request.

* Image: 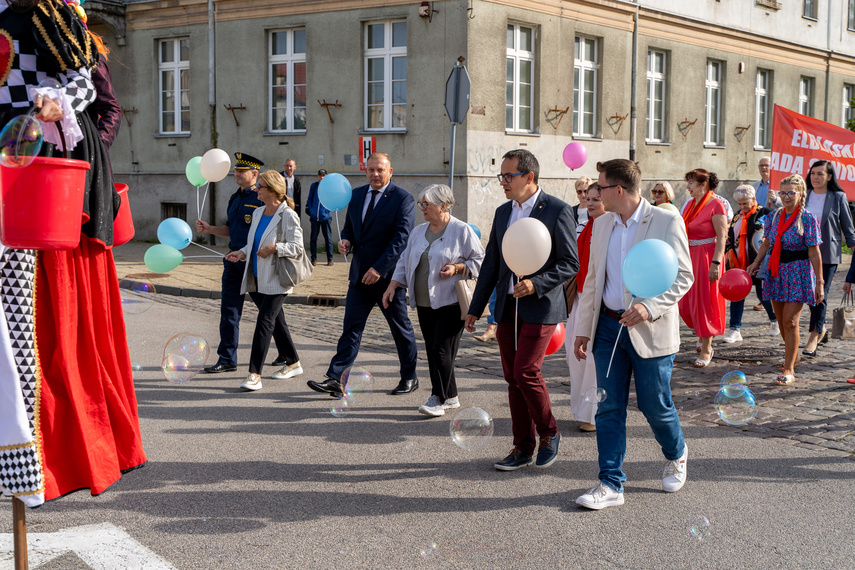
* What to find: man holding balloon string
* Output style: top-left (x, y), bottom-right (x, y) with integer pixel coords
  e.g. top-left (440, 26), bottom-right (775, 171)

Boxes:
top-left (196, 152), bottom-right (290, 374)
top-left (465, 149), bottom-right (578, 472)
top-left (573, 159), bottom-right (693, 510)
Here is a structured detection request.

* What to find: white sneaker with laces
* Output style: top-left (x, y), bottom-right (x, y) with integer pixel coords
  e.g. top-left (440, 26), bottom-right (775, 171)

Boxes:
top-left (722, 328), bottom-right (742, 343)
top-left (768, 321), bottom-right (780, 336)
top-left (240, 373), bottom-right (262, 392)
top-left (419, 395), bottom-right (445, 417)
top-left (272, 361), bottom-right (303, 379)
top-left (442, 396), bottom-right (460, 410)
top-left (662, 445), bottom-right (688, 492)
top-left (575, 482), bottom-right (624, 510)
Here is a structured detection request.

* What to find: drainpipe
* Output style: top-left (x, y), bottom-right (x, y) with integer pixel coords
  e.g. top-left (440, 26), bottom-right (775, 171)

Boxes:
top-left (629, 2), bottom-right (639, 161)
top-left (208, 0), bottom-right (217, 243)
top-left (822, 0), bottom-right (831, 122)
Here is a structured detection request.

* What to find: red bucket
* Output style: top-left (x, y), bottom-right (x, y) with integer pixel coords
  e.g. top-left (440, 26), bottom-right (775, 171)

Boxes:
top-left (0, 156), bottom-right (89, 250)
top-left (113, 183), bottom-right (135, 247)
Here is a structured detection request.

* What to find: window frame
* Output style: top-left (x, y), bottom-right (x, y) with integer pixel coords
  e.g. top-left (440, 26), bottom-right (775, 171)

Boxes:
top-left (506, 23), bottom-right (535, 134)
top-left (573, 35), bottom-right (598, 138)
top-left (754, 69), bottom-right (772, 150)
top-left (363, 20), bottom-right (407, 132)
top-left (849, 0), bottom-right (855, 32)
top-left (803, 0), bottom-right (818, 20)
top-left (645, 49), bottom-right (667, 143)
top-left (799, 77), bottom-right (814, 117)
top-left (268, 29), bottom-right (307, 134)
top-left (157, 38), bottom-right (190, 135)
top-left (704, 60), bottom-right (723, 146)
top-left (843, 84), bottom-right (855, 128)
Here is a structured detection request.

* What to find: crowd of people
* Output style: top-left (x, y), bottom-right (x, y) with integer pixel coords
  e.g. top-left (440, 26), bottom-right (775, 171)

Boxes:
top-left (192, 147), bottom-right (854, 511)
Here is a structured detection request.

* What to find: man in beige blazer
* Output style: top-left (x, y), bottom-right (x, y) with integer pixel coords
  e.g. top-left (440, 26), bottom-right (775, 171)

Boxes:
top-left (573, 159), bottom-right (694, 510)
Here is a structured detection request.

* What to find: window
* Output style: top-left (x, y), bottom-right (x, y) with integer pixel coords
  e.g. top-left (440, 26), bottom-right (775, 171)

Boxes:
top-left (364, 21), bottom-right (406, 131)
top-left (158, 38), bottom-right (189, 134)
top-left (506, 24), bottom-right (535, 133)
top-left (645, 50), bottom-right (667, 142)
top-left (844, 84), bottom-right (855, 127)
top-left (755, 69), bottom-right (772, 149)
top-left (849, 0), bottom-right (855, 31)
top-left (573, 36), bottom-right (598, 137)
top-left (269, 29), bottom-right (307, 133)
top-left (704, 60), bottom-right (723, 145)
top-left (799, 77), bottom-right (814, 116)
top-left (803, 0), bottom-right (818, 19)
top-left (161, 202), bottom-right (187, 221)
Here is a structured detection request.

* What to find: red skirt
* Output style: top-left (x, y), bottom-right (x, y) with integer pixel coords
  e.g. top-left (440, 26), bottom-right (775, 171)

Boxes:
top-left (35, 236), bottom-right (146, 499)
top-left (678, 242), bottom-right (725, 338)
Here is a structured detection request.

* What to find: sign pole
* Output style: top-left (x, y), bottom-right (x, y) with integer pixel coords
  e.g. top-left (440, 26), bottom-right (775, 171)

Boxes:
top-left (448, 122), bottom-right (457, 190)
top-left (445, 58), bottom-right (470, 193)
top-left (13, 497), bottom-right (28, 570)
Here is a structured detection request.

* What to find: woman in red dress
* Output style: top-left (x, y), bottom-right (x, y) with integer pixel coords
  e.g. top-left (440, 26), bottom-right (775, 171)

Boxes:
top-left (678, 169), bottom-right (728, 367)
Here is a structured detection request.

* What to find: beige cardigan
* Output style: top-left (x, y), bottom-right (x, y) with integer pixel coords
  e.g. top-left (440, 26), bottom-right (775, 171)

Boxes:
top-left (238, 202), bottom-right (303, 295)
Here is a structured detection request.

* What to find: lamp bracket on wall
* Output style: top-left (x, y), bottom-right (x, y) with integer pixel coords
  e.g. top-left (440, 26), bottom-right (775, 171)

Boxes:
top-left (121, 106), bottom-right (138, 127)
top-left (318, 99), bottom-right (342, 123)
top-left (607, 113), bottom-right (628, 134)
top-left (545, 107), bottom-right (569, 129)
top-left (733, 125), bottom-right (751, 143)
top-left (678, 118), bottom-right (698, 138)
top-left (224, 104), bottom-right (246, 127)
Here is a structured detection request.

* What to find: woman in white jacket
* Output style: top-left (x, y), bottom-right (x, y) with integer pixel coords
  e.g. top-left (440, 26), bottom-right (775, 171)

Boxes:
top-left (382, 184), bottom-right (485, 417)
top-left (225, 171), bottom-right (303, 392)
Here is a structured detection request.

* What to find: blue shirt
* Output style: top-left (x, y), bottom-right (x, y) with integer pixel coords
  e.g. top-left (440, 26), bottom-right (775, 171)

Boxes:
top-left (226, 184), bottom-right (263, 250)
top-left (251, 213), bottom-right (274, 277)
top-left (306, 181), bottom-right (332, 222)
top-left (755, 180), bottom-right (770, 209)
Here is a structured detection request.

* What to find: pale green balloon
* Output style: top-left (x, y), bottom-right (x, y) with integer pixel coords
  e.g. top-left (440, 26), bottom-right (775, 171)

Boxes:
top-left (144, 244), bottom-right (183, 273)
top-left (185, 156), bottom-right (207, 187)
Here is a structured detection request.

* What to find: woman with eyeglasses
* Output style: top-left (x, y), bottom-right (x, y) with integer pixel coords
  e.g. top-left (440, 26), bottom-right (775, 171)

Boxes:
top-left (382, 184), bottom-right (485, 417)
top-left (572, 177), bottom-right (593, 236)
top-left (678, 169), bottom-right (728, 367)
top-left (225, 171), bottom-right (304, 392)
top-left (800, 160), bottom-right (855, 357)
top-left (747, 174), bottom-right (823, 385)
top-left (650, 181), bottom-right (675, 207)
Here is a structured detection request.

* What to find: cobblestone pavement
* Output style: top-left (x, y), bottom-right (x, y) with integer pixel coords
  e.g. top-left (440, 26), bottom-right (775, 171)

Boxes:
top-left (155, 289), bottom-right (855, 458)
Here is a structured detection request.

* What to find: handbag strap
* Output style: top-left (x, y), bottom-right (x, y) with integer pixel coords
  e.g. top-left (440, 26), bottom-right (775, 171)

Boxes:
top-left (845, 289), bottom-right (854, 309)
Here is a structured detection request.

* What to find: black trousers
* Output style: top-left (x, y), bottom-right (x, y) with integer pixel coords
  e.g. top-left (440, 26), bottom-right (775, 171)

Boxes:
top-left (416, 303), bottom-right (465, 403)
top-left (808, 263), bottom-right (837, 333)
top-left (309, 219), bottom-right (333, 263)
top-left (249, 292), bottom-right (300, 374)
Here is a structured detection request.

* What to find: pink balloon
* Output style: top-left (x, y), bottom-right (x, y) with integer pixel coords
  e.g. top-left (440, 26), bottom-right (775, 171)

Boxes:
top-left (563, 142), bottom-right (588, 170)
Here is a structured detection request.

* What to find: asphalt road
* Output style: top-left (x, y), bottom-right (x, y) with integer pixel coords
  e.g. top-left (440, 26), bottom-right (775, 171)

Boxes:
top-left (2, 293), bottom-right (855, 569)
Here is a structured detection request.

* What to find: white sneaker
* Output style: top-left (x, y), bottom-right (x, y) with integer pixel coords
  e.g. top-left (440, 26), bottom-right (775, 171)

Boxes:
top-left (272, 361), bottom-right (303, 379)
top-left (240, 373), bottom-right (262, 392)
top-left (662, 445), bottom-right (688, 493)
top-left (722, 329), bottom-right (742, 343)
top-left (575, 482), bottom-right (624, 510)
top-left (442, 396), bottom-right (461, 410)
top-left (419, 395), bottom-right (445, 417)
top-left (768, 322), bottom-right (780, 336)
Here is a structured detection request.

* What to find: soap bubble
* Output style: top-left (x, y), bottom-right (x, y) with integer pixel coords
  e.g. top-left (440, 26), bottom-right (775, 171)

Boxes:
top-left (131, 363), bottom-right (142, 371)
top-left (584, 387), bottom-right (607, 404)
top-left (330, 397), bottom-right (351, 418)
top-left (720, 370), bottom-right (749, 394)
top-left (0, 114), bottom-right (43, 168)
top-left (449, 407), bottom-right (494, 451)
top-left (714, 384), bottom-right (757, 426)
top-left (37, 78), bottom-right (62, 90)
top-left (342, 367), bottom-right (374, 404)
top-left (161, 333), bottom-right (210, 383)
top-left (119, 279), bottom-right (156, 315)
top-left (420, 542), bottom-right (438, 559)
top-left (689, 517), bottom-right (711, 541)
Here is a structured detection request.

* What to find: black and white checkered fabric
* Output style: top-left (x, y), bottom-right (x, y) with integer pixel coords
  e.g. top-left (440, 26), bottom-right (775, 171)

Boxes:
top-left (0, 248), bottom-right (42, 498)
top-left (0, 39), bottom-right (48, 109)
top-left (59, 67), bottom-right (95, 113)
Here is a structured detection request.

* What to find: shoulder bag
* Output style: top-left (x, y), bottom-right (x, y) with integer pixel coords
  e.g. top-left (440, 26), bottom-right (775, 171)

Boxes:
top-left (455, 267), bottom-right (490, 321)
top-left (274, 209), bottom-right (313, 288)
top-left (831, 290), bottom-right (855, 340)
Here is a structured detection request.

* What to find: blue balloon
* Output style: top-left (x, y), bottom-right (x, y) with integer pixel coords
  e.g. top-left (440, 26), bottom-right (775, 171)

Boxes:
top-left (621, 239), bottom-right (678, 298)
top-left (318, 173), bottom-right (353, 212)
top-left (468, 223), bottom-right (482, 239)
top-left (157, 218), bottom-right (193, 250)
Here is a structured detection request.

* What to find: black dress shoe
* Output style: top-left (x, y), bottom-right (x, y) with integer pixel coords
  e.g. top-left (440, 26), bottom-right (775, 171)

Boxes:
top-left (391, 378), bottom-right (418, 395)
top-left (204, 363), bottom-right (237, 374)
top-left (271, 356), bottom-right (287, 367)
top-left (820, 331), bottom-right (829, 344)
top-left (307, 378), bottom-right (343, 397)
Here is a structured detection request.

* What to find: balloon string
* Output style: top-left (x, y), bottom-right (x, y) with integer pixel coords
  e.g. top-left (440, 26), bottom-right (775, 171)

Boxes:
top-left (199, 182), bottom-right (210, 221)
top-left (605, 296), bottom-right (635, 378)
top-left (183, 255), bottom-right (223, 258)
top-left (335, 211), bottom-right (348, 267)
top-left (188, 242), bottom-right (223, 256)
top-left (514, 275), bottom-right (519, 352)
top-left (196, 186), bottom-right (200, 221)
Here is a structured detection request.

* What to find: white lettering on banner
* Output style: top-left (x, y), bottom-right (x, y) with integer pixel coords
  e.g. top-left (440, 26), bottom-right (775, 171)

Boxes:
top-left (771, 153), bottom-right (804, 175)
top-left (788, 130), bottom-right (855, 159)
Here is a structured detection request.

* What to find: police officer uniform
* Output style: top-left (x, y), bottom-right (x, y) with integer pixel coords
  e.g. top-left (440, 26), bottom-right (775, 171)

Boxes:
top-left (205, 153), bottom-right (286, 372)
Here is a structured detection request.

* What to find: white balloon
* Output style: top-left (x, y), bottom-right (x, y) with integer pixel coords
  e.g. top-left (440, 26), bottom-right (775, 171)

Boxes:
top-left (502, 217), bottom-right (551, 276)
top-left (199, 148), bottom-right (231, 182)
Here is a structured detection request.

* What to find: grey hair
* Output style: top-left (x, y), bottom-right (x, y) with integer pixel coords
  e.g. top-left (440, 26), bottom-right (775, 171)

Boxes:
top-left (419, 184), bottom-right (456, 211)
top-left (733, 184), bottom-right (756, 201)
top-left (652, 181), bottom-right (675, 202)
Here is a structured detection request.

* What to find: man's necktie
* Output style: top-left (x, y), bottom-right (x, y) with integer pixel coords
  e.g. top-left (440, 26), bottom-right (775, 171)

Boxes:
top-left (364, 190), bottom-right (379, 221)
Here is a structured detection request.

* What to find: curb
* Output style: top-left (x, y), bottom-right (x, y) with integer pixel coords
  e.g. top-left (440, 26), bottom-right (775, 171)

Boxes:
top-left (121, 279), bottom-right (346, 306)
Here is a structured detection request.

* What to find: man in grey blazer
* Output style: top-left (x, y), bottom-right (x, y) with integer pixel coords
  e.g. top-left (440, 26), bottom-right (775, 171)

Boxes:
top-left (466, 149), bottom-right (578, 472)
top-left (573, 159), bottom-right (694, 510)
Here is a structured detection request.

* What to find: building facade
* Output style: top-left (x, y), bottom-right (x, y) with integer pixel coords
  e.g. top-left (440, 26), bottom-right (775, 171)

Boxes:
top-left (87, 0), bottom-right (855, 239)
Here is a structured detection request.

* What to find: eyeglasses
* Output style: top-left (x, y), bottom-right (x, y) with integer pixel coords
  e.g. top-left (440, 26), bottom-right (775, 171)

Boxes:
top-left (598, 184), bottom-right (621, 191)
top-left (651, 189), bottom-right (665, 195)
top-left (779, 191), bottom-right (798, 198)
top-left (496, 171), bottom-right (528, 184)
top-left (257, 184), bottom-right (269, 189)
top-left (417, 201), bottom-right (433, 209)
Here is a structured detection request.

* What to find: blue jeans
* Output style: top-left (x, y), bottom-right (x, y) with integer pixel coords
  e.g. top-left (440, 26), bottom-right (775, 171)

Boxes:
top-left (729, 278), bottom-right (775, 329)
top-left (486, 288), bottom-right (498, 325)
top-left (808, 264), bottom-right (837, 333)
top-left (592, 312), bottom-right (685, 493)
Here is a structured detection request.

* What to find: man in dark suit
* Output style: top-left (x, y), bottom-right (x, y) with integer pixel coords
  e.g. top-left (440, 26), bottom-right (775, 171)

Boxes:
top-left (307, 152), bottom-right (419, 397)
top-left (466, 149), bottom-right (578, 471)
top-left (281, 158), bottom-right (302, 220)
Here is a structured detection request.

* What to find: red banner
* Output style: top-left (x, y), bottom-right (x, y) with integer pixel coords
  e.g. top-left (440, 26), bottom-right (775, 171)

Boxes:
top-left (771, 105), bottom-right (855, 201)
